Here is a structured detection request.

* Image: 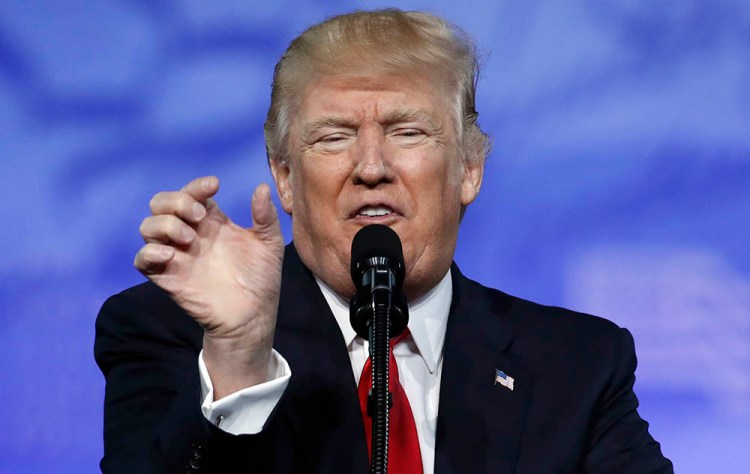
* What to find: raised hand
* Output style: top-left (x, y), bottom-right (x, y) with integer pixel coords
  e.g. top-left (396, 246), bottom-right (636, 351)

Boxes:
top-left (134, 176), bottom-right (285, 398)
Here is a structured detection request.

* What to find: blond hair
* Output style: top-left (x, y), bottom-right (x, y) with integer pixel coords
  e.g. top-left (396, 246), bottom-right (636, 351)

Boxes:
top-left (264, 9), bottom-right (490, 164)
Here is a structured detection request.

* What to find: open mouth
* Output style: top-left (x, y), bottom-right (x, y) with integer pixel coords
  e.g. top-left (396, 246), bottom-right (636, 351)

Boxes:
top-left (357, 205), bottom-right (394, 217)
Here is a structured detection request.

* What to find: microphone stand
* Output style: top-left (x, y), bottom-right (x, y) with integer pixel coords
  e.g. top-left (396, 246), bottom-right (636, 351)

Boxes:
top-left (367, 276), bottom-right (393, 474)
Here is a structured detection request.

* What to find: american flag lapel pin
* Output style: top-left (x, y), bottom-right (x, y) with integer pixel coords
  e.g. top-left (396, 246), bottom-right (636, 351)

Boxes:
top-left (494, 369), bottom-right (515, 391)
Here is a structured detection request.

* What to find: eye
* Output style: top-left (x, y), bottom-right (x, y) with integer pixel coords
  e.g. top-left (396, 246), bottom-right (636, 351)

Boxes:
top-left (313, 133), bottom-right (354, 152)
top-left (319, 134), bottom-right (348, 143)
top-left (391, 128), bottom-right (427, 145)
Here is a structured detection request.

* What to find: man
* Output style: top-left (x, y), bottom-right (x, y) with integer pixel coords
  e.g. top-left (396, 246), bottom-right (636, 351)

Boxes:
top-left (95, 9), bottom-right (673, 473)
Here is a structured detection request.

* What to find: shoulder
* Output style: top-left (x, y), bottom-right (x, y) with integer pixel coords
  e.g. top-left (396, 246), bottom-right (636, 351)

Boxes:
top-left (95, 281), bottom-right (203, 372)
top-left (99, 280), bottom-right (180, 318)
top-left (457, 270), bottom-right (624, 333)
top-left (454, 270), bottom-right (632, 364)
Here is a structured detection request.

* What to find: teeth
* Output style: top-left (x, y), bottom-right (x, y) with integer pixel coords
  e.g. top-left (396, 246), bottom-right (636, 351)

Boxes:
top-left (359, 206), bottom-right (392, 217)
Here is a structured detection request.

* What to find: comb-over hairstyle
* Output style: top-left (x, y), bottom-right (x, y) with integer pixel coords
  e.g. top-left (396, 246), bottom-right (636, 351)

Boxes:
top-left (264, 9), bottom-right (490, 164)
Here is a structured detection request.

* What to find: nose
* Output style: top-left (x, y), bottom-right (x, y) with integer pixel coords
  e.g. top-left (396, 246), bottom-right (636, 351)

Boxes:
top-left (351, 126), bottom-right (393, 186)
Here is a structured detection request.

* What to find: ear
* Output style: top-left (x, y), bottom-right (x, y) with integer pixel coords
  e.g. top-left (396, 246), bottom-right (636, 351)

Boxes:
top-left (269, 156), bottom-right (294, 214)
top-left (460, 154), bottom-right (484, 206)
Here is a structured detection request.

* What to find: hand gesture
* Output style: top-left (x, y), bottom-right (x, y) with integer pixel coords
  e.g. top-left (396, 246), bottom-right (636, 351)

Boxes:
top-left (134, 176), bottom-right (284, 397)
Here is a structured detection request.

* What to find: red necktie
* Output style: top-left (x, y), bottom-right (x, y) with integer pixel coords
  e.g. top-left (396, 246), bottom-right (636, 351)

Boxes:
top-left (357, 330), bottom-right (424, 473)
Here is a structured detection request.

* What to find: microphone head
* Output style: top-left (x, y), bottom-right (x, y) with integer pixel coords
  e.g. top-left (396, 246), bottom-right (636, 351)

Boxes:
top-left (349, 224), bottom-right (409, 339)
top-left (350, 224), bottom-right (405, 284)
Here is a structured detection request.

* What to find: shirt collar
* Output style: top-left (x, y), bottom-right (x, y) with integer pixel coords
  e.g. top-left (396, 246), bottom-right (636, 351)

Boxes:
top-left (316, 271), bottom-right (452, 374)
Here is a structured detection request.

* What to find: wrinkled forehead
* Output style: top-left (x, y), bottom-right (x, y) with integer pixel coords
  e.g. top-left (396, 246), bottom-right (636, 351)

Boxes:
top-left (306, 69), bottom-right (448, 108)
top-left (286, 66), bottom-right (457, 137)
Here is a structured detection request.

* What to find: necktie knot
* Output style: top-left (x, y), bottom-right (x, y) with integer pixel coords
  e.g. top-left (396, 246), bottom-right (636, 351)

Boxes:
top-left (391, 328), bottom-right (410, 349)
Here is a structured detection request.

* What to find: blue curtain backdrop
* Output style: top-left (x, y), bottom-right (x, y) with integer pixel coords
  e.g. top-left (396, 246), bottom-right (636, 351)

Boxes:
top-left (1, 1), bottom-right (748, 472)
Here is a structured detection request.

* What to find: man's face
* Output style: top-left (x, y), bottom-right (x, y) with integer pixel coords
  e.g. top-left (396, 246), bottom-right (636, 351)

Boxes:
top-left (271, 71), bottom-right (483, 300)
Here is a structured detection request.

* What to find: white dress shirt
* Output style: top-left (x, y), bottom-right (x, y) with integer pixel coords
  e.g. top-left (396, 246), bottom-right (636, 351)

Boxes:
top-left (199, 271), bottom-right (452, 474)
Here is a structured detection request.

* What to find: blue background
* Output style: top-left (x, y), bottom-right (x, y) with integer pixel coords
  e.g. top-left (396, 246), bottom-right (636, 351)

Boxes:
top-left (1, 1), bottom-right (748, 472)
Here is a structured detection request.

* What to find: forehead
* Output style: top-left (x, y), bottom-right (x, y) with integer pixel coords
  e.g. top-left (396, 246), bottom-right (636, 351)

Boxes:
top-left (295, 72), bottom-right (452, 123)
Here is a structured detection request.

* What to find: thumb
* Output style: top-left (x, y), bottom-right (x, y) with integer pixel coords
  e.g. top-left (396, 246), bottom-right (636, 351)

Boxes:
top-left (250, 183), bottom-right (283, 243)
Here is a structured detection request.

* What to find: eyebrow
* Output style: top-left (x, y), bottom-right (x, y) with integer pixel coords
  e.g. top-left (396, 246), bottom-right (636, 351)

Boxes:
top-left (302, 108), bottom-right (441, 137)
top-left (303, 117), bottom-right (359, 137)
top-left (380, 108), bottom-right (440, 128)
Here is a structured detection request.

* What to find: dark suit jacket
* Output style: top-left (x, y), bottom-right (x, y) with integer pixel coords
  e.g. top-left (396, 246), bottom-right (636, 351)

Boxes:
top-left (95, 244), bottom-right (673, 473)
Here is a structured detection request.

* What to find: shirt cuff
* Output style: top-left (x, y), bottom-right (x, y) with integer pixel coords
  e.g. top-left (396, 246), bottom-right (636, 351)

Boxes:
top-left (198, 349), bottom-right (291, 435)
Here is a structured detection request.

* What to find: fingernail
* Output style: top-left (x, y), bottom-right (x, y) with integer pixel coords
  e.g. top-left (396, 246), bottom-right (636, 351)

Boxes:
top-left (182, 226), bottom-right (196, 242)
top-left (202, 177), bottom-right (213, 191)
top-left (193, 202), bottom-right (206, 220)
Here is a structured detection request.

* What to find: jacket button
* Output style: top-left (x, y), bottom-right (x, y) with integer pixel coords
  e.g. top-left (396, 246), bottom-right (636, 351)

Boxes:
top-left (186, 443), bottom-right (203, 472)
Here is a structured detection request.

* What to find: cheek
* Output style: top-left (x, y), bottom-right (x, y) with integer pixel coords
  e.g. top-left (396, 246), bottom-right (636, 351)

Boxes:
top-left (292, 160), bottom-right (324, 197)
top-left (290, 160), bottom-right (348, 219)
top-left (419, 159), bottom-right (464, 205)
top-left (399, 162), bottom-right (463, 246)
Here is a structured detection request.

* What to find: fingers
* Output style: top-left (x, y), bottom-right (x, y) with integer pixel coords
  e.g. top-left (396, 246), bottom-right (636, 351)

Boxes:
top-left (149, 191), bottom-right (207, 225)
top-left (148, 176), bottom-right (218, 222)
top-left (180, 176), bottom-right (220, 203)
top-left (134, 243), bottom-right (176, 274)
top-left (136, 177), bottom-right (218, 276)
top-left (140, 214), bottom-right (196, 245)
top-left (250, 183), bottom-right (282, 242)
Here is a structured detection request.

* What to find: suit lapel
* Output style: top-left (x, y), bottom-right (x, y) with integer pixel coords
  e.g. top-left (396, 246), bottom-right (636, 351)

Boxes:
top-left (434, 266), bottom-right (532, 474)
top-left (274, 245), bottom-right (370, 473)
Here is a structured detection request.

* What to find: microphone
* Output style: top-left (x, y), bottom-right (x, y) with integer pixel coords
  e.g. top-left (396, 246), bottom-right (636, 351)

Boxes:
top-left (349, 224), bottom-right (409, 473)
top-left (349, 224), bottom-right (409, 340)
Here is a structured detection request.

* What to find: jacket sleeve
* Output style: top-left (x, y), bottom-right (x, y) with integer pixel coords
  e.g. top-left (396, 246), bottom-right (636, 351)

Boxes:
top-left (94, 283), bottom-right (284, 473)
top-left (583, 328), bottom-right (674, 474)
